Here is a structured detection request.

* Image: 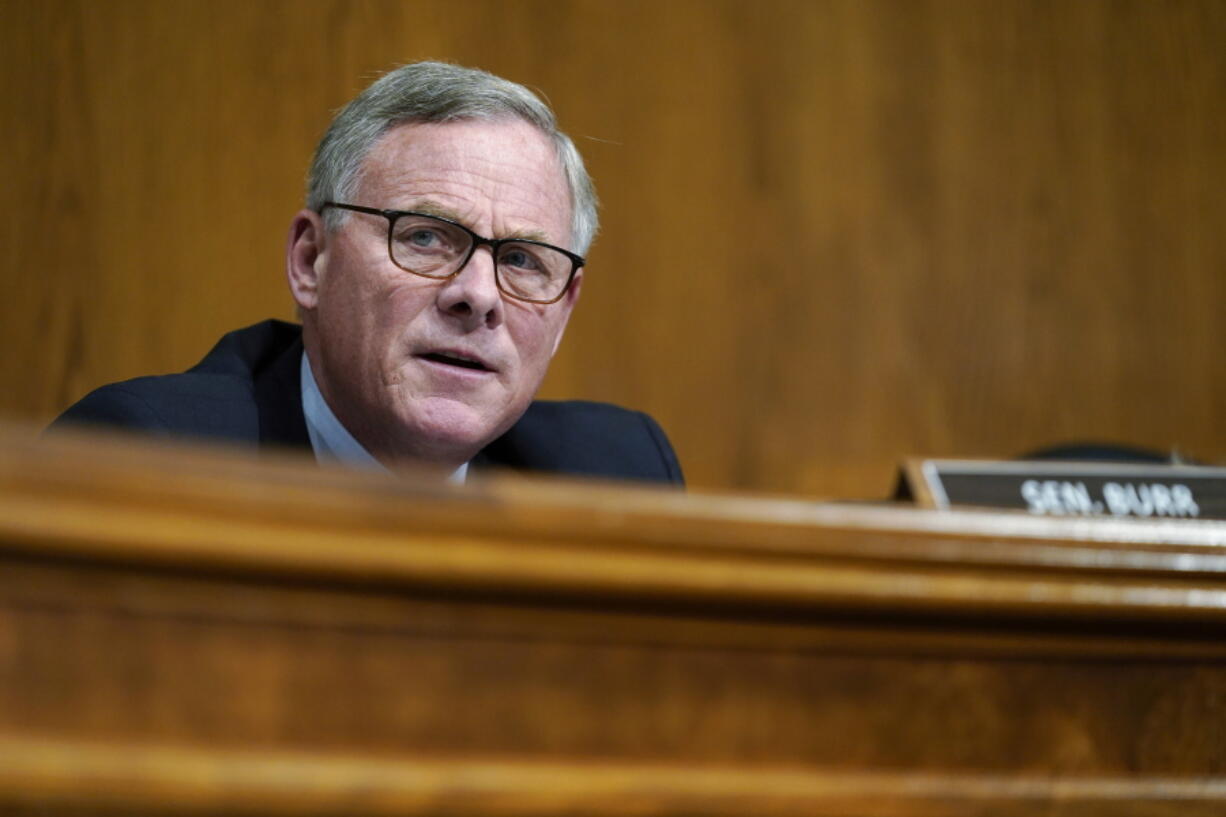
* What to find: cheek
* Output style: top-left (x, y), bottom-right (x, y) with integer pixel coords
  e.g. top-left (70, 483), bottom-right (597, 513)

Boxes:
top-left (318, 276), bottom-right (430, 374)
top-left (508, 311), bottom-right (566, 374)
top-left (380, 282), bottom-right (441, 331)
top-left (345, 276), bottom-right (432, 329)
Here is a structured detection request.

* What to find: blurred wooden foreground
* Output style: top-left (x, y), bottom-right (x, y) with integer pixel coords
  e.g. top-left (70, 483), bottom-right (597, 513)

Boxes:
top-left (1, 426), bottom-right (1225, 816)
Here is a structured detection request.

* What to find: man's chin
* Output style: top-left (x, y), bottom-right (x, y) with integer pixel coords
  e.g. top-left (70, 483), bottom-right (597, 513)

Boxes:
top-left (393, 399), bottom-right (508, 464)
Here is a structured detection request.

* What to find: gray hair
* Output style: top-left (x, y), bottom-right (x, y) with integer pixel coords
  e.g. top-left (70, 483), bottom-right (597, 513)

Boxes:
top-left (307, 61), bottom-right (598, 255)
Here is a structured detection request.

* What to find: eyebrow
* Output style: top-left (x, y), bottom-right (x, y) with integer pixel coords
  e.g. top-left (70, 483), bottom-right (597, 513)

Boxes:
top-left (405, 200), bottom-right (551, 244)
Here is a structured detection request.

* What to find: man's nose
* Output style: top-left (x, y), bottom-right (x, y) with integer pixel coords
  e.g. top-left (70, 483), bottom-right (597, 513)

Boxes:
top-left (435, 248), bottom-right (503, 329)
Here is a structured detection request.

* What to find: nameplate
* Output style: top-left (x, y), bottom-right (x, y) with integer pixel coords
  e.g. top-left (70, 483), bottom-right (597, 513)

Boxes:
top-left (903, 459), bottom-right (1226, 520)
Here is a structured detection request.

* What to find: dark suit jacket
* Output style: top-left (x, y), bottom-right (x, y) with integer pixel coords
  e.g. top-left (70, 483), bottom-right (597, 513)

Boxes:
top-left (51, 320), bottom-right (684, 485)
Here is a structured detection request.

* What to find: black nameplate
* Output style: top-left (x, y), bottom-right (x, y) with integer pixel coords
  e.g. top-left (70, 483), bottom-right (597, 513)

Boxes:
top-left (904, 460), bottom-right (1226, 520)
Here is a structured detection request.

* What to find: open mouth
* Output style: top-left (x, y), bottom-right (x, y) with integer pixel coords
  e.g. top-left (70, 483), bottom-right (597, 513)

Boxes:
top-left (420, 352), bottom-right (491, 372)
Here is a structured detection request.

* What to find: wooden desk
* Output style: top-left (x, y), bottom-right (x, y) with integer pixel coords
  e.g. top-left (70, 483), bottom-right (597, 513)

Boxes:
top-left (1, 427), bottom-right (1224, 815)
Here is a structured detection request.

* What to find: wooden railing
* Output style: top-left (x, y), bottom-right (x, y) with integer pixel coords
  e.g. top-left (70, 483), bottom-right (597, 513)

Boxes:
top-left (1, 425), bottom-right (1224, 815)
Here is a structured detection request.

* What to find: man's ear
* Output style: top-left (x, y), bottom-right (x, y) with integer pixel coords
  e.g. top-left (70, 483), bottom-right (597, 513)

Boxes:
top-left (286, 209), bottom-right (327, 310)
top-left (550, 269), bottom-right (583, 357)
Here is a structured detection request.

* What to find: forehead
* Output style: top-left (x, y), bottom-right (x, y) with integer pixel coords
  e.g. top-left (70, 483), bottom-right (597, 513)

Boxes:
top-left (355, 119), bottom-right (572, 244)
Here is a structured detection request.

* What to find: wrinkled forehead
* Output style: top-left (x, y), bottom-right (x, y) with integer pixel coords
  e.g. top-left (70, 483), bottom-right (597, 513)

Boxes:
top-left (355, 119), bottom-right (573, 243)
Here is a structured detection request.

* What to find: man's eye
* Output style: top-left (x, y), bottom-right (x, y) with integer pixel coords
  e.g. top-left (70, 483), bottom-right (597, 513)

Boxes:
top-left (403, 228), bottom-right (442, 248)
top-left (500, 247), bottom-right (542, 272)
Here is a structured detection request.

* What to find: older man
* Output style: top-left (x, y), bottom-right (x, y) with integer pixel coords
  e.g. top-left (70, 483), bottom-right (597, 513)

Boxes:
top-left (53, 62), bottom-right (682, 484)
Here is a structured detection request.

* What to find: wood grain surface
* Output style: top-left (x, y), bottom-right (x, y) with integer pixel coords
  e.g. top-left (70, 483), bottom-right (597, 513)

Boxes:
top-left (2, 426), bottom-right (1226, 815)
top-left (1, 1), bottom-right (1223, 499)
top-left (2, 737), bottom-right (1224, 816)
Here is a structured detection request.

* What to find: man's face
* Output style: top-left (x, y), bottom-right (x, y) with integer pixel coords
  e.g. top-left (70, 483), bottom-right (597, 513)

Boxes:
top-left (287, 119), bottom-right (581, 467)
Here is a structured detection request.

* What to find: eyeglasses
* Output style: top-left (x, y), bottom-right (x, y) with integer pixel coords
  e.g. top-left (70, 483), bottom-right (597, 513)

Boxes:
top-left (320, 202), bottom-right (585, 305)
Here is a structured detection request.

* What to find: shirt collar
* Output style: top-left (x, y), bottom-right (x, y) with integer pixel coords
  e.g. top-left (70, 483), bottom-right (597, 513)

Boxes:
top-left (300, 352), bottom-right (468, 483)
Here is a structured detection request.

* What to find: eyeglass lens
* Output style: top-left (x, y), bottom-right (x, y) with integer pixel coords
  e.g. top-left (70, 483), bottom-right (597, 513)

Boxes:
top-left (390, 214), bottom-right (572, 301)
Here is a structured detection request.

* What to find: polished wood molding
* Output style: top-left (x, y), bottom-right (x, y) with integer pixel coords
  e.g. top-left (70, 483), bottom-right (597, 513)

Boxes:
top-left (3, 425), bottom-right (1225, 626)
top-left (2, 735), bottom-right (1223, 817)
top-left (3, 425), bottom-right (1226, 815)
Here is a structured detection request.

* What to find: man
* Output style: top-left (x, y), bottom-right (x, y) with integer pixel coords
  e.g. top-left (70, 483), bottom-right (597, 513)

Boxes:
top-left (53, 62), bottom-right (683, 485)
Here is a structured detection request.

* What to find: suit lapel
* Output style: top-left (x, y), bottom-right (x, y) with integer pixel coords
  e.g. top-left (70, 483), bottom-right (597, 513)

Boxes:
top-left (254, 337), bottom-right (311, 450)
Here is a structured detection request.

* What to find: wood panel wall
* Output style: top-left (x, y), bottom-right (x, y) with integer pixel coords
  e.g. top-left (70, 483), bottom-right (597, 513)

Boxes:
top-left (2, 0), bottom-right (1223, 498)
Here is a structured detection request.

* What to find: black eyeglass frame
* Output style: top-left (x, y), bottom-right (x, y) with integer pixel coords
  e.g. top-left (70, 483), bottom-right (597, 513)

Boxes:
top-left (320, 201), bottom-right (585, 305)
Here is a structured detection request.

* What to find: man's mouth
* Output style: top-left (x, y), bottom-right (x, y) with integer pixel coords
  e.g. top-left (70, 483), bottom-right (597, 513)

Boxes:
top-left (419, 351), bottom-right (492, 372)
